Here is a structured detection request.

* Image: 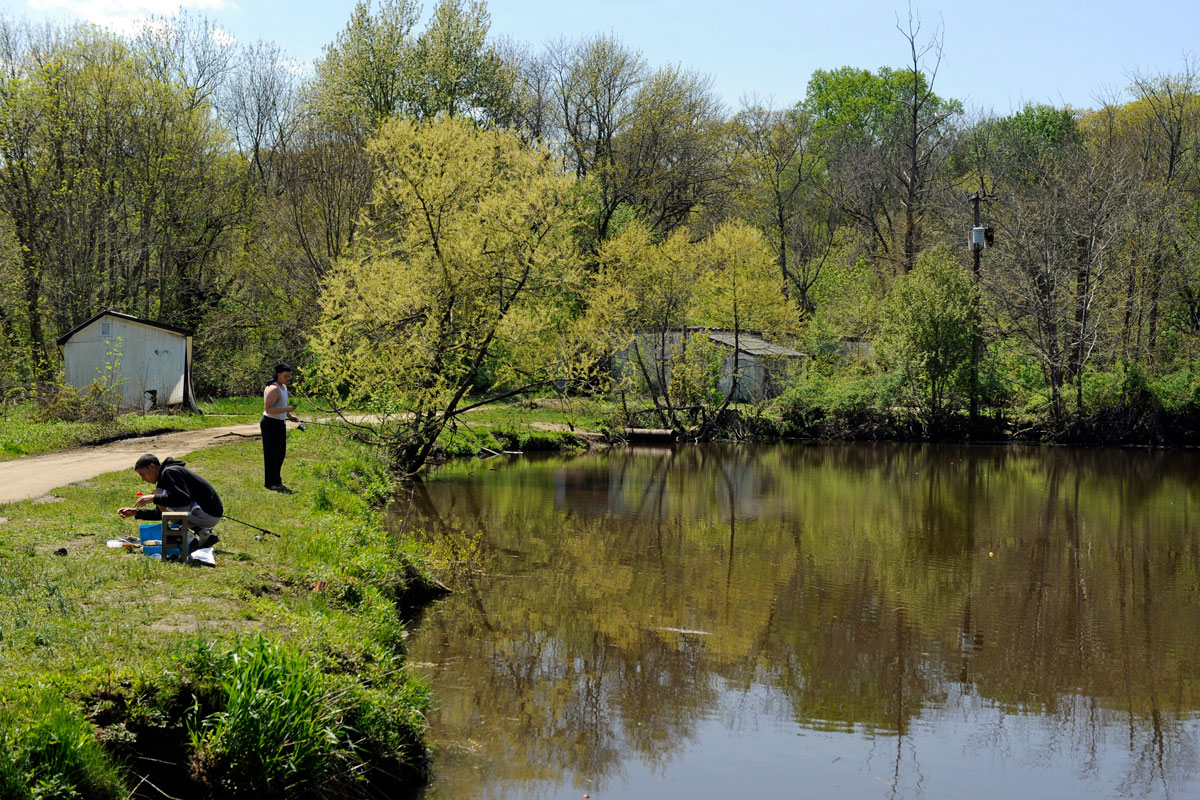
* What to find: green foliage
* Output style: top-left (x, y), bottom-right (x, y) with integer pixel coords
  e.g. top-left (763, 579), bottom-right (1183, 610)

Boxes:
top-left (311, 454), bottom-right (393, 514)
top-left (0, 7), bottom-right (1197, 446)
top-left (0, 688), bottom-right (126, 800)
top-left (35, 381), bottom-right (120, 424)
top-left (664, 335), bottom-right (725, 411)
top-left (805, 64), bottom-right (959, 148)
top-left (1147, 363), bottom-right (1200, 412)
top-left (778, 370), bottom-right (901, 438)
top-left (311, 0), bottom-right (420, 128)
top-left (0, 20), bottom-right (248, 370)
top-left (589, 218), bottom-right (799, 432)
top-left (877, 249), bottom-right (977, 428)
top-left (435, 424), bottom-right (504, 458)
top-left (308, 115), bottom-right (586, 474)
top-left (806, 65), bottom-right (908, 147)
top-left (1003, 103), bottom-right (1082, 152)
top-left (805, 253), bottom-right (883, 347)
top-left (311, 0), bottom-right (517, 130)
top-left (187, 636), bottom-right (353, 798)
top-left (181, 634), bottom-right (429, 797)
top-left (693, 220), bottom-right (800, 337)
top-left (433, 422), bottom-right (582, 459)
top-left (408, 0), bottom-right (518, 123)
top-left (988, 103), bottom-right (1083, 183)
top-left (0, 426), bottom-right (436, 797)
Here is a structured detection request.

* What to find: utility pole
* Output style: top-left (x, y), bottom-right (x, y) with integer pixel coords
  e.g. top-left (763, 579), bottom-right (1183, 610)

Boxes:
top-left (967, 193), bottom-right (993, 437)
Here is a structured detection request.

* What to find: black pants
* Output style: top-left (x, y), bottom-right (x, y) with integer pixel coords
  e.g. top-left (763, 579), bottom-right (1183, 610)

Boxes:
top-left (261, 417), bottom-right (287, 488)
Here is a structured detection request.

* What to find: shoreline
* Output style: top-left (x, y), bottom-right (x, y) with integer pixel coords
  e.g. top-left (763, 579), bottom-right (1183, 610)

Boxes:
top-left (0, 426), bottom-right (440, 799)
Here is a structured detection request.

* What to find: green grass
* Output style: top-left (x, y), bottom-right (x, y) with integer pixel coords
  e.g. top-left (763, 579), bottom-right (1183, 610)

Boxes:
top-left (0, 396), bottom-right (263, 461)
top-left (188, 637), bottom-right (368, 798)
top-left (0, 688), bottom-right (127, 800)
top-left (456, 394), bottom-right (617, 433)
top-left (196, 395), bottom-right (269, 417)
top-left (429, 394), bottom-right (618, 459)
top-left (0, 425), bottom-right (434, 797)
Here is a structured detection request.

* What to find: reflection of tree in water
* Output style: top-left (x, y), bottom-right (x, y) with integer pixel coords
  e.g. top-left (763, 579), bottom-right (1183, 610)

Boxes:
top-left (403, 444), bottom-right (1200, 798)
top-left (413, 566), bottom-right (723, 793)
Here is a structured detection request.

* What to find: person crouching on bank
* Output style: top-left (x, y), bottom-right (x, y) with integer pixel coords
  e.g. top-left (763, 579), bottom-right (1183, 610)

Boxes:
top-left (117, 453), bottom-right (223, 548)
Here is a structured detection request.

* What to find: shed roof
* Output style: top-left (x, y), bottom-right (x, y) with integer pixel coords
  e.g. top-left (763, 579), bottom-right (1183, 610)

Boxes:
top-left (701, 330), bottom-right (804, 358)
top-left (56, 310), bottom-right (193, 347)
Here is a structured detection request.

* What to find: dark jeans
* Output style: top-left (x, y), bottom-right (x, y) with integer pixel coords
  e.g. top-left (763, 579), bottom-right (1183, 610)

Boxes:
top-left (261, 417), bottom-right (287, 487)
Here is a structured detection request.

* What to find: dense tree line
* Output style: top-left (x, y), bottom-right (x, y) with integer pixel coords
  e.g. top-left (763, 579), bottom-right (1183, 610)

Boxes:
top-left (1, 2), bottom-right (1198, 462)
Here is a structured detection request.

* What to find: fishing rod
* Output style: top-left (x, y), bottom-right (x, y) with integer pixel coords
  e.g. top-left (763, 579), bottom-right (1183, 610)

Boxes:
top-left (293, 418), bottom-right (345, 431)
top-left (223, 514), bottom-right (280, 537)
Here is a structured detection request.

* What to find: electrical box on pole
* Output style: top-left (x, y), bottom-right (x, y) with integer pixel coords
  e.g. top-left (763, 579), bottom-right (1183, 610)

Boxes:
top-left (970, 226), bottom-right (987, 250)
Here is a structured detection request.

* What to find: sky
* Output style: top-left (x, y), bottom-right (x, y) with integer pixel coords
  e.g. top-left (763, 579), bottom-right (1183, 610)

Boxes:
top-left (3, 0), bottom-right (1198, 114)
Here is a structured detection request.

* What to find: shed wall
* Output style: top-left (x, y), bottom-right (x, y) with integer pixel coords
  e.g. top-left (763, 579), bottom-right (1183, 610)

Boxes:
top-left (62, 317), bottom-right (186, 409)
top-left (612, 331), bottom-right (796, 403)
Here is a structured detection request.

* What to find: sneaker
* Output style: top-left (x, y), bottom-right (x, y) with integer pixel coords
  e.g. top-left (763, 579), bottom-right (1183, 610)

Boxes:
top-left (194, 528), bottom-right (219, 548)
top-left (268, 484), bottom-right (292, 493)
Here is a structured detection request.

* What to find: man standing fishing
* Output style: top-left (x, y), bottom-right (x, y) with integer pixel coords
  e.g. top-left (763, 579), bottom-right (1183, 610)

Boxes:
top-left (117, 454), bottom-right (223, 547)
top-left (262, 362), bottom-right (299, 492)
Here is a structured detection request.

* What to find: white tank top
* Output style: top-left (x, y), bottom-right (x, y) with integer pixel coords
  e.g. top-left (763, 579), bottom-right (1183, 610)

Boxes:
top-left (264, 382), bottom-right (289, 421)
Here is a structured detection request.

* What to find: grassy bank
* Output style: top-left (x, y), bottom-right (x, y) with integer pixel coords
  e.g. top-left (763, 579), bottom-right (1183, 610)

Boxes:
top-left (0, 424), bottom-right (437, 798)
top-left (0, 397), bottom-right (265, 461)
top-left (774, 364), bottom-right (1200, 446)
top-left (431, 395), bottom-right (615, 459)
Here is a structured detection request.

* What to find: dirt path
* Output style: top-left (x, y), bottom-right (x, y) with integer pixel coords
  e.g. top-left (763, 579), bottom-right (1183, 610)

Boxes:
top-left (0, 413), bottom-right (596, 506)
top-left (0, 423), bottom-right (277, 505)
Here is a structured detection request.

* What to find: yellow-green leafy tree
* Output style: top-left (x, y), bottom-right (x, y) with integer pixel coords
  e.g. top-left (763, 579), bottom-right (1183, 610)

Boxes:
top-left (307, 116), bottom-right (585, 476)
top-left (693, 220), bottom-right (800, 429)
top-left (588, 219), bottom-right (798, 437)
top-left (586, 220), bottom-right (700, 430)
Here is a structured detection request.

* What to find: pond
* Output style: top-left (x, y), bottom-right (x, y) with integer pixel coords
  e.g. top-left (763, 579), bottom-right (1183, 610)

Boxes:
top-left (397, 443), bottom-right (1200, 800)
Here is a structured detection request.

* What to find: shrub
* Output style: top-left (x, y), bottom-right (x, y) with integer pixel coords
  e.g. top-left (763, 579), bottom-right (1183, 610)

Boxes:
top-left (0, 688), bottom-right (127, 800)
top-left (36, 381), bottom-right (119, 424)
top-left (185, 636), bottom-right (429, 798)
top-left (876, 249), bottom-right (975, 429)
top-left (778, 371), bottom-right (903, 438)
top-left (311, 454), bottom-right (393, 513)
top-left (187, 637), bottom-right (354, 798)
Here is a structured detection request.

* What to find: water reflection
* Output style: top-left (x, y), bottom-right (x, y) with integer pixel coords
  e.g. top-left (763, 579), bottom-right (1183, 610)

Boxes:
top-left (399, 444), bottom-right (1200, 799)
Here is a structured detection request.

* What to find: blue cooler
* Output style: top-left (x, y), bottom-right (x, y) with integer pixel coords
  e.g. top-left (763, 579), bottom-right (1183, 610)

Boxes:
top-left (139, 522), bottom-right (163, 558)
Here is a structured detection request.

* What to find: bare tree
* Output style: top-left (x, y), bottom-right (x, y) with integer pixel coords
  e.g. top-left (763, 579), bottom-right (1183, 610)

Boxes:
top-left (889, 8), bottom-right (961, 272)
top-left (223, 40), bottom-right (300, 186)
top-left (985, 122), bottom-right (1134, 422)
top-left (134, 11), bottom-right (235, 111)
top-left (731, 99), bottom-right (832, 312)
top-left (547, 34), bottom-right (646, 242)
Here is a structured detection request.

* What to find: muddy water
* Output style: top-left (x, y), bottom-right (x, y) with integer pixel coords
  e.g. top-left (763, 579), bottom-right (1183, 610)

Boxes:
top-left (398, 444), bottom-right (1200, 800)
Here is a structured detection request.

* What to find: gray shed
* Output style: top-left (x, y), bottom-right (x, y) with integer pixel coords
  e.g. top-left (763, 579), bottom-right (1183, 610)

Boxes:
top-left (56, 310), bottom-right (198, 412)
top-left (614, 327), bottom-right (805, 403)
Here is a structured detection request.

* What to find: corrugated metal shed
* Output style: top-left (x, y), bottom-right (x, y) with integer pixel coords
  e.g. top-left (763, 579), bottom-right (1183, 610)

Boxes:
top-left (56, 311), bottom-right (198, 411)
